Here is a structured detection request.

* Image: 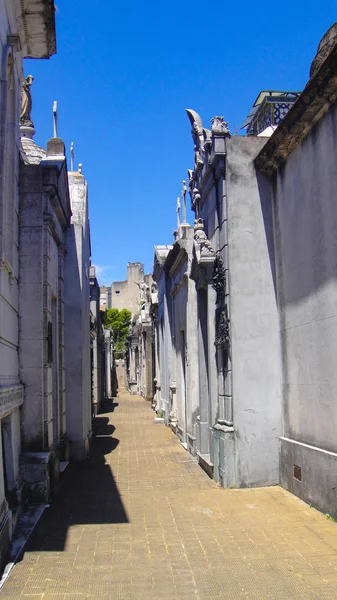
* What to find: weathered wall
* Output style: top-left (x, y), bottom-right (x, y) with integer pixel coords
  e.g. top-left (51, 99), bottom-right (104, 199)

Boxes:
top-left (0, 0), bottom-right (56, 566)
top-left (274, 99), bottom-right (337, 514)
top-left (0, 0), bottom-right (23, 392)
top-left (64, 172), bottom-right (91, 460)
top-left (111, 262), bottom-right (144, 317)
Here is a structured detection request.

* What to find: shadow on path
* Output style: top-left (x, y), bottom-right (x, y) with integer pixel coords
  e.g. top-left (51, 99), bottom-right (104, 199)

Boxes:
top-left (98, 399), bottom-right (119, 415)
top-left (25, 408), bottom-right (128, 553)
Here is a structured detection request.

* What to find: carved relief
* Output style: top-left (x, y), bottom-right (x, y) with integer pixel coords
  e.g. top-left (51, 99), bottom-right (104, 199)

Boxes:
top-left (211, 115), bottom-right (230, 136)
top-left (215, 304), bottom-right (230, 348)
top-left (212, 256), bottom-right (230, 350)
top-left (186, 109), bottom-right (205, 151)
top-left (194, 220), bottom-right (215, 258)
top-left (0, 385), bottom-right (24, 416)
top-left (186, 109), bottom-right (205, 171)
top-left (212, 255), bottom-right (226, 295)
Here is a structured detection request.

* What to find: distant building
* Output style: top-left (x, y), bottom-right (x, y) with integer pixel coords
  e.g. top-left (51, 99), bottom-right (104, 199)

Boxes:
top-left (110, 262), bottom-right (144, 317)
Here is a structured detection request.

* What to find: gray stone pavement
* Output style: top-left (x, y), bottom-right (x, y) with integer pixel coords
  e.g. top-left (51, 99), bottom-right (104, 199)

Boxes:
top-left (1, 391), bottom-right (337, 599)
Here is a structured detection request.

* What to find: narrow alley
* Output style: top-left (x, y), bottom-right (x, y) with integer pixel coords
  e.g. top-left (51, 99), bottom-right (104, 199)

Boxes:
top-left (2, 391), bottom-right (337, 599)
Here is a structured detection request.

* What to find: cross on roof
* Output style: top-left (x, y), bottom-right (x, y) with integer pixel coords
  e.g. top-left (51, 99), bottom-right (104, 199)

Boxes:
top-left (53, 101), bottom-right (58, 138)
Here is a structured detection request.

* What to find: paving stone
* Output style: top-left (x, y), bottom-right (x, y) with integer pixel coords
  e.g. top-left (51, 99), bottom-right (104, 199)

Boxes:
top-left (1, 391), bottom-right (337, 599)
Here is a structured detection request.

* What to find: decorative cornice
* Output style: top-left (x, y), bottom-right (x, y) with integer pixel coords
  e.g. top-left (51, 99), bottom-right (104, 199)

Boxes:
top-left (0, 385), bottom-right (23, 416)
top-left (15, 0), bottom-right (56, 59)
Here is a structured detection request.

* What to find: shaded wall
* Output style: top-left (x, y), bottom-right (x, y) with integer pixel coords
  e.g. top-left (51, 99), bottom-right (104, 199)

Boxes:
top-left (273, 100), bottom-right (337, 515)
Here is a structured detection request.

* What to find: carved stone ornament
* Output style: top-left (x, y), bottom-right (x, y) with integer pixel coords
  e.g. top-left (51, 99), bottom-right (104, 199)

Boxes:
top-left (186, 109), bottom-right (205, 151)
top-left (192, 187), bottom-right (201, 219)
top-left (195, 151), bottom-right (204, 171)
top-left (20, 74), bottom-right (34, 128)
top-left (188, 169), bottom-right (195, 209)
top-left (211, 116), bottom-right (229, 136)
top-left (194, 220), bottom-right (215, 257)
top-left (215, 304), bottom-right (230, 348)
top-left (212, 255), bottom-right (226, 295)
top-left (203, 128), bottom-right (212, 150)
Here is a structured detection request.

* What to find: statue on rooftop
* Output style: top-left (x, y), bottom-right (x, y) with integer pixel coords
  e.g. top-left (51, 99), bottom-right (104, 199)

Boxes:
top-left (20, 75), bottom-right (34, 128)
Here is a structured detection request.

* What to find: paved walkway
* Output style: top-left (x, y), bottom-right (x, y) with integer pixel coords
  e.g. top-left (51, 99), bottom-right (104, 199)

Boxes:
top-left (2, 391), bottom-right (337, 599)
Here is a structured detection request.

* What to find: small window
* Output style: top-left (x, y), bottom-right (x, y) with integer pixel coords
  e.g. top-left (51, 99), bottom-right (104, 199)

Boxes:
top-left (115, 291), bottom-right (120, 295)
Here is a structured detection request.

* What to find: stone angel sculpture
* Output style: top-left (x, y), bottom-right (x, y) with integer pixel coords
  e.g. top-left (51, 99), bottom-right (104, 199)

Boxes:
top-left (20, 74), bottom-right (34, 128)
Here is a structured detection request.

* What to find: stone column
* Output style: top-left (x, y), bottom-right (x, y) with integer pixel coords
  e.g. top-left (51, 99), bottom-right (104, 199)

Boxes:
top-left (197, 287), bottom-right (210, 455)
top-left (152, 320), bottom-right (160, 409)
top-left (216, 345), bottom-right (225, 424)
top-left (207, 284), bottom-right (218, 430)
top-left (131, 347), bottom-right (136, 381)
top-left (105, 332), bottom-right (112, 398)
top-left (185, 278), bottom-right (199, 455)
top-left (92, 334), bottom-right (98, 416)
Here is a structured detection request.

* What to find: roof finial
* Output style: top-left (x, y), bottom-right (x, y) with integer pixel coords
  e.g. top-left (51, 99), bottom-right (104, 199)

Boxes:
top-left (53, 101), bottom-right (58, 138)
top-left (78, 163), bottom-right (82, 174)
top-left (70, 142), bottom-right (74, 171)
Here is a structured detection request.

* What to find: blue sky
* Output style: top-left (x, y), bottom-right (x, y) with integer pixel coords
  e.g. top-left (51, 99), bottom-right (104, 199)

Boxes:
top-left (26, 2), bottom-right (337, 285)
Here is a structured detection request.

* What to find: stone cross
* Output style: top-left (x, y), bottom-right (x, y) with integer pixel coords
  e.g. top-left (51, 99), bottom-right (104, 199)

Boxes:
top-left (181, 180), bottom-right (187, 224)
top-left (176, 196), bottom-right (181, 229)
top-left (53, 101), bottom-right (58, 138)
top-left (70, 142), bottom-right (74, 171)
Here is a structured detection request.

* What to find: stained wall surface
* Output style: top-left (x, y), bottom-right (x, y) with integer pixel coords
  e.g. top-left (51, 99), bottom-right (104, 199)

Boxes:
top-left (273, 99), bottom-right (337, 515)
top-left (111, 263), bottom-right (144, 317)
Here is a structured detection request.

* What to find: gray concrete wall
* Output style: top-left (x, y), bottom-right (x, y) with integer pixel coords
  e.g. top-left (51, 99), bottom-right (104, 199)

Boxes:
top-left (274, 99), bottom-right (337, 512)
top-left (226, 136), bottom-right (282, 486)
